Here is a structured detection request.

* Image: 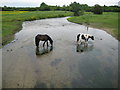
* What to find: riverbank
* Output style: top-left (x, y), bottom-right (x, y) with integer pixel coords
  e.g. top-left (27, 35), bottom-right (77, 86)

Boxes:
top-left (67, 12), bottom-right (119, 41)
top-left (1, 11), bottom-right (73, 46)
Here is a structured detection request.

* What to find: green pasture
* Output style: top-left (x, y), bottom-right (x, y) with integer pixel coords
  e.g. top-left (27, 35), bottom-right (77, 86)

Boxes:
top-left (1, 11), bottom-right (73, 45)
top-left (67, 12), bottom-right (119, 40)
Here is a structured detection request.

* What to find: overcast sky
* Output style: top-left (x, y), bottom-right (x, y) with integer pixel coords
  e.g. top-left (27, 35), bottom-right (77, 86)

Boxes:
top-left (0, 0), bottom-right (119, 7)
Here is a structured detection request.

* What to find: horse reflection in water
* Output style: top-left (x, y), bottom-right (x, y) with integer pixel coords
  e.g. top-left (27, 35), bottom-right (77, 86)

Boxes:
top-left (36, 46), bottom-right (53, 55)
top-left (76, 43), bottom-right (94, 53)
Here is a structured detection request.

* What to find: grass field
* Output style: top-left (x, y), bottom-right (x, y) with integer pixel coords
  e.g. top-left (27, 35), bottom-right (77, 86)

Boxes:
top-left (67, 12), bottom-right (119, 40)
top-left (1, 11), bottom-right (73, 46)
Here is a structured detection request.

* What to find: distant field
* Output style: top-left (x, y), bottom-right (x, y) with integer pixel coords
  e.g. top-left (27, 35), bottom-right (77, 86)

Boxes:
top-left (1, 11), bottom-right (73, 46)
top-left (67, 12), bottom-right (119, 40)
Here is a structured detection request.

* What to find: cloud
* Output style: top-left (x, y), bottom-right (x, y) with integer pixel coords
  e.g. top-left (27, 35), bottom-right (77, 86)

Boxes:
top-left (0, 0), bottom-right (119, 7)
top-left (1, 2), bottom-right (39, 7)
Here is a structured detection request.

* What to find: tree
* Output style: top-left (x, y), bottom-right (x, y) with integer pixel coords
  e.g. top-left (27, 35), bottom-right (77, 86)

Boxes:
top-left (40, 2), bottom-right (50, 11)
top-left (2, 6), bottom-right (7, 11)
top-left (93, 4), bottom-right (103, 14)
top-left (70, 2), bottom-right (81, 16)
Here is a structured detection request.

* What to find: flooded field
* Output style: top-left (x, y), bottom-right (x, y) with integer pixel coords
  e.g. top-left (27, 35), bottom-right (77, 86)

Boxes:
top-left (2, 17), bottom-right (118, 88)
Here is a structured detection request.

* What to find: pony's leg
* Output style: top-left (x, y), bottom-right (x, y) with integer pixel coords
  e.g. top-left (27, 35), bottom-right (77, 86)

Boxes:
top-left (77, 41), bottom-right (79, 45)
top-left (80, 40), bottom-right (82, 45)
top-left (35, 38), bottom-right (39, 47)
top-left (39, 41), bottom-right (40, 46)
top-left (84, 43), bottom-right (86, 47)
top-left (36, 47), bottom-right (39, 55)
top-left (77, 34), bottom-right (80, 42)
top-left (47, 41), bottom-right (49, 47)
top-left (86, 42), bottom-right (88, 47)
top-left (43, 41), bottom-right (46, 47)
top-left (77, 37), bottom-right (79, 44)
top-left (50, 46), bottom-right (53, 51)
top-left (84, 42), bottom-right (88, 47)
top-left (76, 44), bottom-right (79, 52)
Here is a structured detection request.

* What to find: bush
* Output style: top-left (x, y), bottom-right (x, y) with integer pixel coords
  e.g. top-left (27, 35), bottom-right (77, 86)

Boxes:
top-left (73, 12), bottom-right (80, 16)
top-left (40, 2), bottom-right (50, 11)
top-left (70, 2), bottom-right (81, 16)
top-left (93, 4), bottom-right (103, 14)
top-left (79, 10), bottom-right (84, 15)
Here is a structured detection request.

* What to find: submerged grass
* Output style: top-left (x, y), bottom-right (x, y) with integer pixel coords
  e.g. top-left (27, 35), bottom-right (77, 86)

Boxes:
top-left (1, 11), bottom-right (73, 46)
top-left (67, 12), bottom-right (119, 40)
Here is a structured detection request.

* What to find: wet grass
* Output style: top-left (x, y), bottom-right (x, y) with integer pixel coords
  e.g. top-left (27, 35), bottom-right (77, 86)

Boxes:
top-left (1, 11), bottom-right (73, 46)
top-left (67, 12), bottom-right (119, 40)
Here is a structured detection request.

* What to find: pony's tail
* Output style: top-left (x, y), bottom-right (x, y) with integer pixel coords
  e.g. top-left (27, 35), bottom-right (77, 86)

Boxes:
top-left (35, 36), bottom-right (39, 47)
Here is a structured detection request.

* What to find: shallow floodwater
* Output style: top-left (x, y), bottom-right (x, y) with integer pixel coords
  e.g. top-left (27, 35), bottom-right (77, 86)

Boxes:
top-left (2, 17), bottom-right (118, 88)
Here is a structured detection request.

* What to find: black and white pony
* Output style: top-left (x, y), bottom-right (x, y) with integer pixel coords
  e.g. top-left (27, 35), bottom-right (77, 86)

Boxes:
top-left (77, 33), bottom-right (94, 46)
top-left (35, 34), bottom-right (53, 47)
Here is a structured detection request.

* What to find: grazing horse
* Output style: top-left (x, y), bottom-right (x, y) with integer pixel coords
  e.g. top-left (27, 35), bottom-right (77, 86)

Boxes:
top-left (77, 33), bottom-right (94, 46)
top-left (35, 34), bottom-right (53, 47)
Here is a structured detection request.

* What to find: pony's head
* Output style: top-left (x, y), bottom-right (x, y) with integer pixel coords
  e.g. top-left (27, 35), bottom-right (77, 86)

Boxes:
top-left (50, 39), bottom-right (53, 46)
top-left (48, 37), bottom-right (53, 46)
top-left (90, 35), bottom-right (94, 40)
top-left (88, 34), bottom-right (94, 40)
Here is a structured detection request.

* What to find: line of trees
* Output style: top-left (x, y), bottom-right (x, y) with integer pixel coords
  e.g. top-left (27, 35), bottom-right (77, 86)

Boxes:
top-left (1, 2), bottom-right (120, 13)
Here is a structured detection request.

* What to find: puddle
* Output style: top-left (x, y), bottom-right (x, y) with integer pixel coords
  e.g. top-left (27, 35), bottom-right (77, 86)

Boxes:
top-left (51, 58), bottom-right (62, 67)
top-left (34, 81), bottom-right (47, 88)
top-left (2, 17), bottom-right (118, 88)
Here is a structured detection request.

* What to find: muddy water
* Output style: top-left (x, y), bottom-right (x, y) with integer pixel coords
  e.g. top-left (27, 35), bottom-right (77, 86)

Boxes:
top-left (2, 17), bottom-right (118, 88)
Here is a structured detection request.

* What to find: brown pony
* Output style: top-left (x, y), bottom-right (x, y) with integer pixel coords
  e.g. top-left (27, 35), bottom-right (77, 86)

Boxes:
top-left (35, 34), bottom-right (53, 47)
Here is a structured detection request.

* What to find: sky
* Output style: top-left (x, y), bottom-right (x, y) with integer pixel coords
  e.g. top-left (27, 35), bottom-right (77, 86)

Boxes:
top-left (0, 0), bottom-right (119, 7)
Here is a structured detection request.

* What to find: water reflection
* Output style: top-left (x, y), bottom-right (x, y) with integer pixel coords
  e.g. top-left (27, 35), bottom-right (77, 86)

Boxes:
top-left (36, 46), bottom-right (53, 55)
top-left (76, 44), bottom-right (94, 53)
